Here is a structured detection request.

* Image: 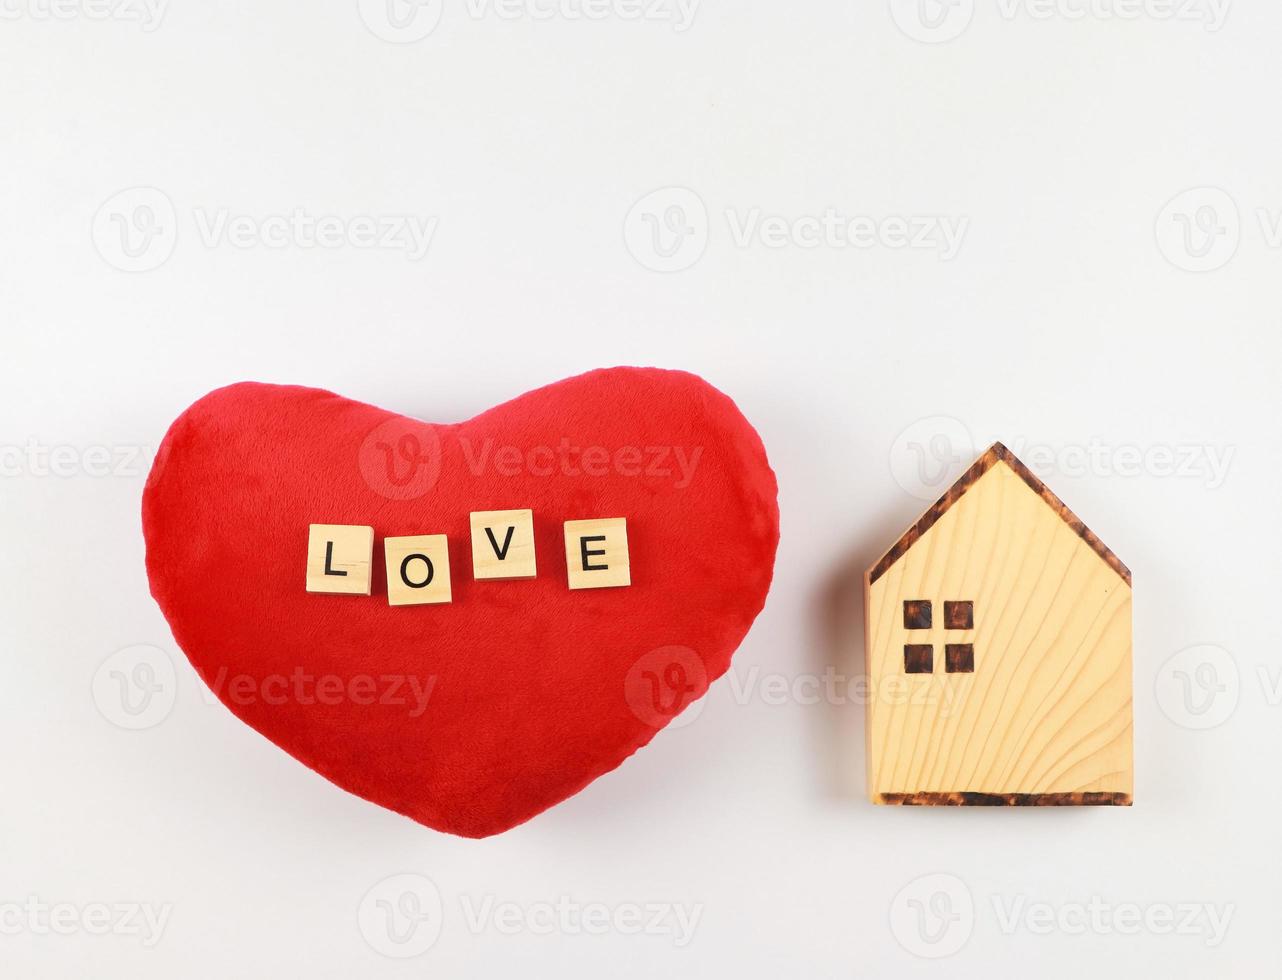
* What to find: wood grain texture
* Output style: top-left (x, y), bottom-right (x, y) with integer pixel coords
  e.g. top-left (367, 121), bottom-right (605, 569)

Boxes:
top-left (869, 443), bottom-right (1131, 587)
top-left (865, 449), bottom-right (1132, 806)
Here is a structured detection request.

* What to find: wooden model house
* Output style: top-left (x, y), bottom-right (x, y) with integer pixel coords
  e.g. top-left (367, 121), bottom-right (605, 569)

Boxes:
top-left (865, 443), bottom-right (1132, 806)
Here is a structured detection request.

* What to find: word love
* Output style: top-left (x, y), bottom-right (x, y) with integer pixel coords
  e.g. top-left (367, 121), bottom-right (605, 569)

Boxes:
top-left (304, 510), bottom-right (630, 606)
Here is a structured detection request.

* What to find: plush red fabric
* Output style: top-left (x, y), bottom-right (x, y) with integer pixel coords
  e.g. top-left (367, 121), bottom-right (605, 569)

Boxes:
top-left (142, 368), bottom-right (779, 838)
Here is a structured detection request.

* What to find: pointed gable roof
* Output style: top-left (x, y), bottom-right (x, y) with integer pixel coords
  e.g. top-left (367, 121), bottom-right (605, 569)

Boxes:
top-left (868, 442), bottom-right (1132, 587)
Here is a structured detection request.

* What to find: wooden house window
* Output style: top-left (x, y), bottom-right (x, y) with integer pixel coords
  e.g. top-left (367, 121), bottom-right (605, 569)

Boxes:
top-left (945, 643), bottom-right (974, 673)
top-left (903, 599), bottom-right (976, 673)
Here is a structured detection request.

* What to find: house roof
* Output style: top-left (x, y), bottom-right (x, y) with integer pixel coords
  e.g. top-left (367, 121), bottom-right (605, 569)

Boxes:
top-left (868, 442), bottom-right (1132, 587)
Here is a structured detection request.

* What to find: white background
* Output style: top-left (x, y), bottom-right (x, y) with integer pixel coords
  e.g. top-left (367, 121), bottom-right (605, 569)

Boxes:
top-left (2, 0), bottom-right (1279, 976)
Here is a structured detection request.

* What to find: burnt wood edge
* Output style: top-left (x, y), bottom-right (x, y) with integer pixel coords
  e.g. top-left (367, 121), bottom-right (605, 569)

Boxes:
top-left (877, 791), bottom-right (1132, 807)
top-left (867, 442), bottom-right (1132, 588)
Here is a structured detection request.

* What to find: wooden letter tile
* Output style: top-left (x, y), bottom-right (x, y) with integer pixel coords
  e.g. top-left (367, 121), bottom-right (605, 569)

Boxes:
top-left (563, 518), bottom-right (630, 590)
top-left (470, 509), bottom-right (537, 580)
top-left (384, 534), bottom-right (452, 606)
top-left (306, 524), bottom-right (374, 595)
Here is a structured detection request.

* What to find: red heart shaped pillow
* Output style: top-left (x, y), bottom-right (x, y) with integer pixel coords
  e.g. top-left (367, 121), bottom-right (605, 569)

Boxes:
top-left (143, 368), bottom-right (779, 837)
